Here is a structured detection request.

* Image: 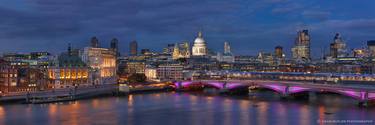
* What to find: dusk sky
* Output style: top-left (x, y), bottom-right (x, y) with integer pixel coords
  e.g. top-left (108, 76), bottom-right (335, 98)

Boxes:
top-left (1, 0), bottom-right (374, 57)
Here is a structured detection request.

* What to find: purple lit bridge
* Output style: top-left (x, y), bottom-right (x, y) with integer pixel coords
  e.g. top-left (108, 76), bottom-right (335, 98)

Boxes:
top-left (174, 80), bottom-right (375, 106)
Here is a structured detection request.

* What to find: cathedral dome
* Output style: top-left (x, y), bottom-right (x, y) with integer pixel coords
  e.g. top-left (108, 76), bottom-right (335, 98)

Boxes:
top-left (192, 31), bottom-right (208, 56)
top-left (193, 31), bottom-right (206, 45)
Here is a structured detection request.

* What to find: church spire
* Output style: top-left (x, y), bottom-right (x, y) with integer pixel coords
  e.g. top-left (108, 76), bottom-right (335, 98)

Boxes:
top-left (68, 43), bottom-right (72, 56)
top-left (172, 43), bottom-right (180, 60)
top-left (198, 31), bottom-right (202, 38)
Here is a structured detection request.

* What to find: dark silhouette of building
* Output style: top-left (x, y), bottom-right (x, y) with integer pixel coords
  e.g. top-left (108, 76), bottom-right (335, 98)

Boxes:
top-left (141, 49), bottom-right (151, 55)
top-left (130, 41), bottom-right (138, 56)
top-left (329, 33), bottom-right (347, 58)
top-left (368, 40), bottom-right (375, 57)
top-left (110, 38), bottom-right (120, 57)
top-left (91, 37), bottom-right (99, 48)
top-left (275, 46), bottom-right (283, 58)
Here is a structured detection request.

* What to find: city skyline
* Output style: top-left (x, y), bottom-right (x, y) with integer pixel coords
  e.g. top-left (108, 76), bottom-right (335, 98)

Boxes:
top-left (0, 1), bottom-right (375, 56)
top-left (1, 1), bottom-right (375, 125)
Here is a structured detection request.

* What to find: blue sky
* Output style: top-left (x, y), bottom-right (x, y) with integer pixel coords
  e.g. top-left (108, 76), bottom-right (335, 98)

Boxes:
top-left (0, 0), bottom-right (374, 58)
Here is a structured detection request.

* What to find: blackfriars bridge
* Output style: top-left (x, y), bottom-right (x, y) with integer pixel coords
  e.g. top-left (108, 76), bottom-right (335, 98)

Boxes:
top-left (174, 80), bottom-right (375, 106)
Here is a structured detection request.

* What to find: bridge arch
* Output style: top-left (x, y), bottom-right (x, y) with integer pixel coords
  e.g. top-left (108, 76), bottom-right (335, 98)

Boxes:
top-left (175, 81), bottom-right (375, 102)
top-left (225, 83), bottom-right (248, 90)
top-left (204, 82), bottom-right (225, 89)
top-left (254, 84), bottom-right (288, 95)
top-left (287, 87), bottom-right (367, 101)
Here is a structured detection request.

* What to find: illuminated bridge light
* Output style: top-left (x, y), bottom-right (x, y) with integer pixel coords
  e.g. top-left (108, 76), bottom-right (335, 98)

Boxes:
top-left (226, 83), bottom-right (247, 89)
top-left (262, 84), bottom-right (287, 94)
top-left (288, 87), bottom-right (311, 94)
top-left (207, 82), bottom-right (225, 89)
top-left (337, 90), bottom-right (362, 100)
top-left (368, 93), bottom-right (375, 100)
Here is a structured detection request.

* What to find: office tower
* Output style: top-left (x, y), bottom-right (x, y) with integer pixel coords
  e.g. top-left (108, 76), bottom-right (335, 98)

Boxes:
top-left (224, 41), bottom-right (231, 54)
top-left (129, 41), bottom-right (138, 56)
top-left (329, 33), bottom-right (347, 58)
top-left (275, 46), bottom-right (283, 58)
top-left (368, 40), bottom-right (375, 57)
top-left (110, 38), bottom-right (120, 57)
top-left (291, 29), bottom-right (310, 62)
top-left (91, 37), bottom-right (99, 48)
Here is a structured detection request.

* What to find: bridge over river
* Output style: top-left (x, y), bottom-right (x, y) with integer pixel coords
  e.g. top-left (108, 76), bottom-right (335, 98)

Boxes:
top-left (174, 80), bottom-right (375, 106)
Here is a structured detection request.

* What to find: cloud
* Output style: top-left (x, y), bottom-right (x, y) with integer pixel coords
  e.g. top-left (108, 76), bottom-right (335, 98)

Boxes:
top-left (311, 18), bottom-right (375, 33)
top-left (271, 3), bottom-right (303, 14)
top-left (302, 10), bottom-right (331, 21)
top-left (264, 0), bottom-right (289, 4)
top-left (0, 0), bottom-right (373, 56)
top-left (0, 0), bottom-right (242, 53)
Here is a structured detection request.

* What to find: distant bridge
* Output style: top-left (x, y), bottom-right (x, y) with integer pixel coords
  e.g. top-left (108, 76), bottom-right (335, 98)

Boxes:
top-left (174, 80), bottom-right (375, 106)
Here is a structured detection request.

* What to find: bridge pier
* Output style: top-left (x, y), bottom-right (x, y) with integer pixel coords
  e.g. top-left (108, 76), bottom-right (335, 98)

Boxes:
top-left (359, 101), bottom-right (368, 107)
top-left (308, 91), bottom-right (317, 101)
top-left (25, 92), bottom-right (30, 103)
top-left (280, 86), bottom-right (290, 99)
top-left (219, 89), bottom-right (229, 94)
top-left (359, 92), bottom-right (369, 107)
top-left (175, 82), bottom-right (183, 91)
top-left (218, 82), bottom-right (229, 94)
top-left (248, 87), bottom-right (256, 96)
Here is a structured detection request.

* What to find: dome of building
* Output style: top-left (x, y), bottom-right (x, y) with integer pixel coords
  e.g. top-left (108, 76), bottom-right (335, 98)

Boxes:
top-left (194, 31), bottom-right (206, 45)
top-left (192, 31), bottom-right (208, 56)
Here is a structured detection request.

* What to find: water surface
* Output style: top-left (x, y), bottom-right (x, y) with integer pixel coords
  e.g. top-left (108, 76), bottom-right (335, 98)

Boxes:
top-left (0, 91), bottom-right (374, 125)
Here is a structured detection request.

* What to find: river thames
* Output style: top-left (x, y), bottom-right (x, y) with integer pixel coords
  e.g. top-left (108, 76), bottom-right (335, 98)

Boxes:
top-left (0, 91), bottom-right (374, 125)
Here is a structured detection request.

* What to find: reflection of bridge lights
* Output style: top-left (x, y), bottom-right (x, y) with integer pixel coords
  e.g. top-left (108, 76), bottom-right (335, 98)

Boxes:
top-left (318, 106), bottom-right (326, 125)
top-left (0, 106), bottom-right (4, 117)
top-left (128, 95), bottom-right (134, 107)
top-left (48, 104), bottom-right (57, 116)
top-left (300, 105), bottom-right (310, 125)
top-left (258, 102), bottom-right (268, 125)
top-left (205, 96), bottom-right (214, 106)
top-left (92, 99), bottom-right (99, 108)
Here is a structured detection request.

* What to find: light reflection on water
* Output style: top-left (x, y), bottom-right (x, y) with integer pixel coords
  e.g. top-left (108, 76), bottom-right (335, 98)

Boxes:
top-left (0, 92), bottom-right (374, 125)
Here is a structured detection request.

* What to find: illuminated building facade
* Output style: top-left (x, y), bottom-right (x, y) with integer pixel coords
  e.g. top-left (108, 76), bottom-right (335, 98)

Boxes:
top-left (126, 61), bottom-right (146, 74)
top-left (0, 52), bottom-right (53, 93)
top-left (257, 52), bottom-right (275, 65)
top-left (0, 60), bottom-right (21, 93)
top-left (192, 31), bottom-right (208, 56)
top-left (0, 59), bottom-right (48, 93)
top-left (157, 63), bottom-right (184, 80)
top-left (329, 33), bottom-right (347, 58)
top-left (292, 30), bottom-right (311, 62)
top-left (81, 47), bottom-right (117, 85)
top-left (353, 48), bottom-right (369, 58)
top-left (145, 66), bottom-right (158, 81)
top-left (172, 42), bottom-right (191, 59)
top-left (48, 51), bottom-right (89, 88)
